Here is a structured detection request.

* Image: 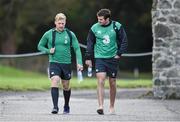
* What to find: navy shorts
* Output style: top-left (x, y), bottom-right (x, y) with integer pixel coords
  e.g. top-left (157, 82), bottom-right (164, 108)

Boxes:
top-left (49, 62), bottom-right (71, 80)
top-left (95, 58), bottom-right (119, 78)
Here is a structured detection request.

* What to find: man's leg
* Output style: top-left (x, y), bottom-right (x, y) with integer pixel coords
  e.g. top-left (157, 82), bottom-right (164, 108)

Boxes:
top-left (61, 80), bottom-right (71, 114)
top-left (109, 77), bottom-right (116, 114)
top-left (51, 76), bottom-right (60, 114)
top-left (96, 72), bottom-right (106, 114)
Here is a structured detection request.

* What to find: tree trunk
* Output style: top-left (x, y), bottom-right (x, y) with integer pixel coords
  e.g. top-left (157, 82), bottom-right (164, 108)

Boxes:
top-left (1, 32), bottom-right (16, 54)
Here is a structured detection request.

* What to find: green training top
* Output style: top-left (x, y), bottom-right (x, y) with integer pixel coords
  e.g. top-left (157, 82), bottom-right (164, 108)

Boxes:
top-left (38, 28), bottom-right (82, 65)
top-left (91, 22), bottom-right (121, 58)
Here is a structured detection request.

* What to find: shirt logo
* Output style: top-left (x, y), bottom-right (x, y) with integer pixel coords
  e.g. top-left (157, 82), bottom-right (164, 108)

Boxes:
top-left (103, 35), bottom-right (110, 44)
top-left (96, 69), bottom-right (99, 72)
top-left (64, 40), bottom-right (68, 44)
top-left (51, 72), bottom-right (54, 75)
top-left (68, 74), bottom-right (71, 78)
top-left (97, 31), bottom-right (101, 34)
top-left (64, 36), bottom-right (68, 44)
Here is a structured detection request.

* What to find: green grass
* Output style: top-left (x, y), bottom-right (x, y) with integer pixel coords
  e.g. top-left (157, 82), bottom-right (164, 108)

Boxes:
top-left (0, 65), bottom-right (152, 91)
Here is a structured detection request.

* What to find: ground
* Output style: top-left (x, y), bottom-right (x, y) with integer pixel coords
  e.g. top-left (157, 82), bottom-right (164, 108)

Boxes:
top-left (0, 88), bottom-right (180, 122)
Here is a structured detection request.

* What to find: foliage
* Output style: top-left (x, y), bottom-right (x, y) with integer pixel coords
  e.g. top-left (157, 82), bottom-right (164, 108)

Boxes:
top-left (0, 0), bottom-right (153, 71)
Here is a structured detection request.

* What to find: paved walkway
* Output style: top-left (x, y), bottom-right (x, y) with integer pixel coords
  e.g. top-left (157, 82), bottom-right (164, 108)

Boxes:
top-left (0, 88), bottom-right (180, 122)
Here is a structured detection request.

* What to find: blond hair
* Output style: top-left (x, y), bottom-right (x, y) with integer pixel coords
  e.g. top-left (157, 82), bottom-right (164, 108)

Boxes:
top-left (55, 13), bottom-right (66, 21)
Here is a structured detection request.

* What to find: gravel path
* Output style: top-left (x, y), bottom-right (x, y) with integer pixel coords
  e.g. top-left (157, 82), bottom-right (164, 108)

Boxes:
top-left (0, 88), bottom-right (180, 122)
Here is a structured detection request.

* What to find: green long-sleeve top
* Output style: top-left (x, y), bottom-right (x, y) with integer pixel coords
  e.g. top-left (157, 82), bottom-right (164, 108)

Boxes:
top-left (38, 28), bottom-right (82, 65)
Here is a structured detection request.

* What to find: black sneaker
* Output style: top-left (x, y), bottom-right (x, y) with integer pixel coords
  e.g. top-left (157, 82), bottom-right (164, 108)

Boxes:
top-left (97, 109), bottom-right (104, 115)
top-left (63, 106), bottom-right (70, 114)
top-left (51, 108), bottom-right (59, 114)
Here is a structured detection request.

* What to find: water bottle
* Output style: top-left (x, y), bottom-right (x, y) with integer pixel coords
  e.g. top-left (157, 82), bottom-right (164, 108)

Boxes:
top-left (47, 67), bottom-right (50, 79)
top-left (77, 70), bottom-right (83, 82)
top-left (87, 67), bottom-right (92, 77)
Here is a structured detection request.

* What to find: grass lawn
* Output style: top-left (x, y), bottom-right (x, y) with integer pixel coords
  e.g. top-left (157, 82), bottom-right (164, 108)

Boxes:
top-left (0, 65), bottom-right (152, 91)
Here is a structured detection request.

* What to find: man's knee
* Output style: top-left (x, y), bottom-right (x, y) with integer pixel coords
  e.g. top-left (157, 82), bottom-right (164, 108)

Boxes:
top-left (96, 72), bottom-right (106, 83)
top-left (51, 76), bottom-right (60, 87)
top-left (109, 78), bottom-right (116, 86)
top-left (62, 80), bottom-right (70, 90)
top-left (98, 80), bottom-right (105, 85)
top-left (63, 84), bottom-right (69, 90)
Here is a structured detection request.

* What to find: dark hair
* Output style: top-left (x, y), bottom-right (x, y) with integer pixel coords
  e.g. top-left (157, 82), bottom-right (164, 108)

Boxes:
top-left (97, 8), bottom-right (111, 19)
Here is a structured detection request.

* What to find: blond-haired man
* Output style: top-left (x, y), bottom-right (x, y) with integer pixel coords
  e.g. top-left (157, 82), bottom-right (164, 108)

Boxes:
top-left (38, 13), bottom-right (83, 114)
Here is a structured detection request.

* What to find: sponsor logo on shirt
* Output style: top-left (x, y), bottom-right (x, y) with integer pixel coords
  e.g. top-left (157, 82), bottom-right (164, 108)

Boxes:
top-left (103, 35), bottom-right (110, 44)
top-left (64, 36), bottom-right (68, 44)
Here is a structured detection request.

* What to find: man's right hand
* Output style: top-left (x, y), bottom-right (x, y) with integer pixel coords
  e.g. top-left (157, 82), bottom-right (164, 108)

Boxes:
top-left (50, 48), bottom-right (55, 54)
top-left (85, 60), bottom-right (92, 67)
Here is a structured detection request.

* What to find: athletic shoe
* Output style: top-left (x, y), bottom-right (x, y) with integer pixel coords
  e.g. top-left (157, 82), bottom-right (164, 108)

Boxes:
top-left (97, 109), bottom-right (104, 115)
top-left (51, 107), bottom-right (59, 114)
top-left (63, 106), bottom-right (70, 114)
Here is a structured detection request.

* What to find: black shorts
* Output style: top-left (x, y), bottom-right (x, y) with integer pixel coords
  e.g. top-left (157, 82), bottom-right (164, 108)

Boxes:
top-left (95, 58), bottom-right (119, 78)
top-left (49, 62), bottom-right (71, 80)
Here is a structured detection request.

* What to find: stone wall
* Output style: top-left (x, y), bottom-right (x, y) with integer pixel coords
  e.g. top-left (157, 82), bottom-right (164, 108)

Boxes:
top-left (152, 0), bottom-right (180, 98)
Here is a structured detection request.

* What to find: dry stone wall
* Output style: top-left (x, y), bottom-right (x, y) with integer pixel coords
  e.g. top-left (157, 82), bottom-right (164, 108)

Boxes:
top-left (152, 0), bottom-right (180, 98)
